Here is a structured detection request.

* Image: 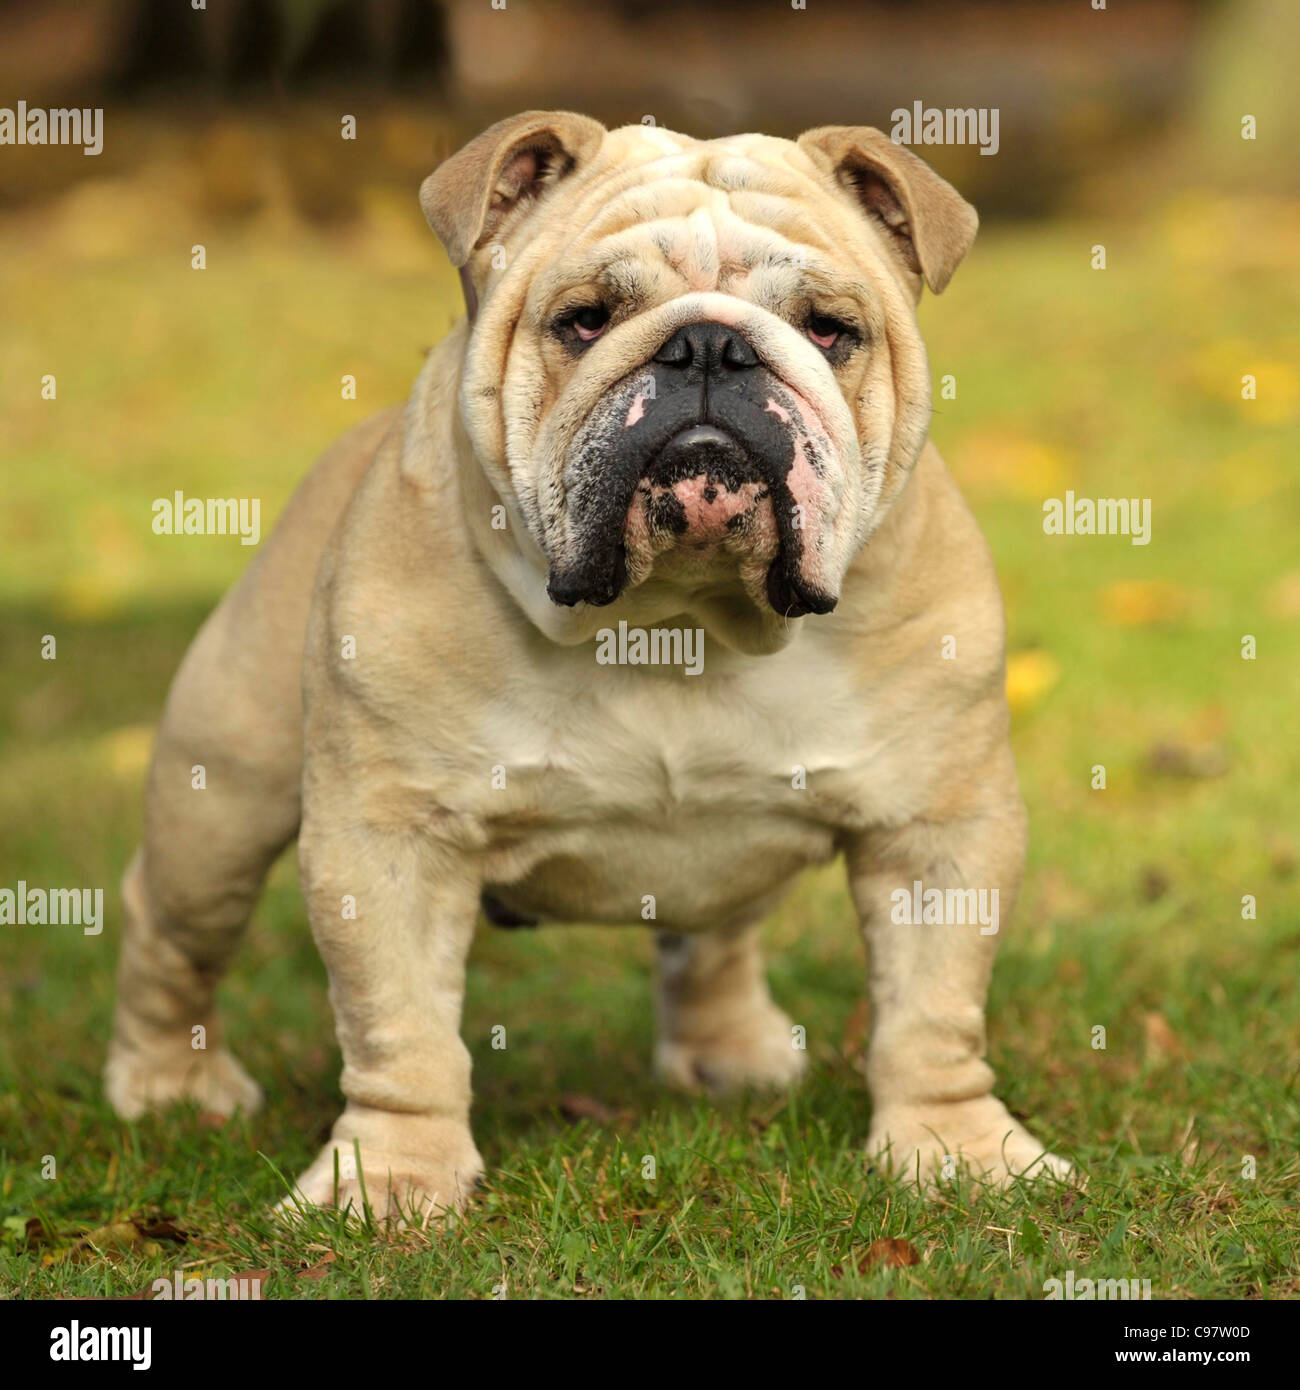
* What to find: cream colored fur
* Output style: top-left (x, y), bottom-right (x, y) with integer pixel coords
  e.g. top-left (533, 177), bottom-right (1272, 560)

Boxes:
top-left (106, 115), bottom-right (1069, 1222)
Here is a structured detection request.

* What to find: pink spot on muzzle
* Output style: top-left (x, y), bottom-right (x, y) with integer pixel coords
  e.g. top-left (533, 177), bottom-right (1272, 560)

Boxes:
top-left (764, 390), bottom-right (833, 591)
top-left (780, 439), bottom-right (831, 588)
top-left (669, 475), bottom-right (767, 542)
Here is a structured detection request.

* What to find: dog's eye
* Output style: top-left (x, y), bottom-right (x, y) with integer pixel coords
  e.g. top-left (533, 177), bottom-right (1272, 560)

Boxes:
top-left (807, 313), bottom-right (848, 351)
top-left (571, 306), bottom-right (610, 342)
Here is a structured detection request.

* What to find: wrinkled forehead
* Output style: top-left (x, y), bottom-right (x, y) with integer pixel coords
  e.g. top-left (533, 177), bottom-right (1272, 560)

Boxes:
top-left (529, 126), bottom-right (875, 305)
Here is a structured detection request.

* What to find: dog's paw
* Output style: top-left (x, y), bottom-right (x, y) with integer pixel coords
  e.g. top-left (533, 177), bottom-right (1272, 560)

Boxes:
top-left (867, 1096), bottom-right (1072, 1192)
top-left (104, 1043), bottom-right (263, 1121)
top-left (655, 1004), bottom-right (807, 1093)
top-left (276, 1114), bottom-right (484, 1228)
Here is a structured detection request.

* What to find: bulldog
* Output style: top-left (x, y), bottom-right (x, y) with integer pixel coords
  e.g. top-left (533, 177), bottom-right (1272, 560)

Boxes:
top-left (105, 112), bottom-right (1070, 1220)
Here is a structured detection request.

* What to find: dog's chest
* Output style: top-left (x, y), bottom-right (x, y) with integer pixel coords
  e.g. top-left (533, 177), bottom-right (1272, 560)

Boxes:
top-left (475, 638), bottom-right (887, 929)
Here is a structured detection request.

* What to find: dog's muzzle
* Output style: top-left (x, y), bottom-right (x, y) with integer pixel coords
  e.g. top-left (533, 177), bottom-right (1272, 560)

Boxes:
top-left (547, 322), bottom-right (839, 618)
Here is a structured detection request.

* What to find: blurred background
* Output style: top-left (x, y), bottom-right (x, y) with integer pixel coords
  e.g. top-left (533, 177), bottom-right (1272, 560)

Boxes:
top-left (1, 0), bottom-right (1298, 1246)
top-left (1, 0), bottom-right (1296, 603)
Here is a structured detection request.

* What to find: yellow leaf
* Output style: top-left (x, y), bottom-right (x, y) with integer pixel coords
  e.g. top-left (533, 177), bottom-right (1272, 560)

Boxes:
top-left (1100, 580), bottom-right (1188, 628)
top-left (41, 1221), bottom-right (142, 1266)
top-left (1005, 649), bottom-right (1060, 715)
top-left (1249, 360), bottom-right (1300, 425)
top-left (1188, 343), bottom-right (1300, 422)
top-left (1266, 570), bottom-right (1300, 618)
top-left (949, 429), bottom-right (1074, 501)
top-left (55, 573), bottom-right (132, 622)
top-left (98, 724), bottom-right (155, 781)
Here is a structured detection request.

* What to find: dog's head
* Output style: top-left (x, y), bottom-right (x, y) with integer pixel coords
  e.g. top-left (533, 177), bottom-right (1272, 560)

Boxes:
top-left (422, 113), bottom-right (976, 633)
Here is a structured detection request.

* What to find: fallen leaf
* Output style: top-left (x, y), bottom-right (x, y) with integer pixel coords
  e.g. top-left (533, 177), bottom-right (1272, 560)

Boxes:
top-left (1100, 580), bottom-right (1189, 628)
top-left (1005, 649), bottom-right (1061, 716)
top-left (38, 1212), bottom-right (188, 1266)
top-left (1268, 838), bottom-right (1296, 877)
top-left (96, 724), bottom-right (155, 781)
top-left (1181, 337), bottom-right (1300, 422)
top-left (296, 1252), bottom-right (337, 1280)
top-left (1055, 958), bottom-right (1085, 985)
top-left (1146, 741), bottom-right (1229, 779)
top-left (1143, 1011), bottom-right (1184, 1060)
top-left (9, 1215), bottom-right (54, 1250)
top-left (559, 1094), bottom-right (616, 1124)
top-left (1187, 703), bottom-right (1230, 742)
top-left (42, 1221), bottom-right (143, 1267)
top-left (1058, 1191), bottom-right (1084, 1218)
top-left (748, 1096), bottom-right (791, 1134)
top-left (1139, 866), bottom-right (1171, 902)
top-left (949, 429), bottom-right (1073, 500)
top-left (133, 1216), bottom-right (189, 1244)
top-left (1265, 570), bottom-right (1300, 619)
top-left (832, 1237), bottom-right (920, 1276)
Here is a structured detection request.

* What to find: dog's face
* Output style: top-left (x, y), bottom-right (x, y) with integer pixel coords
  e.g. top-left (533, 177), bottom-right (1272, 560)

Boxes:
top-left (422, 114), bottom-right (976, 627)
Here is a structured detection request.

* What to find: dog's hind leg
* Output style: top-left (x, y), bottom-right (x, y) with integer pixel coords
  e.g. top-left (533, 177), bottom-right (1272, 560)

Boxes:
top-left (105, 411), bottom-right (398, 1120)
top-left (104, 590), bottom-right (304, 1119)
top-left (653, 917), bottom-right (806, 1093)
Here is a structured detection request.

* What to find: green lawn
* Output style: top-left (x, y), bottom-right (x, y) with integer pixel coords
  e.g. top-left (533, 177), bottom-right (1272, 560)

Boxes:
top-left (1, 180), bottom-right (1298, 1299)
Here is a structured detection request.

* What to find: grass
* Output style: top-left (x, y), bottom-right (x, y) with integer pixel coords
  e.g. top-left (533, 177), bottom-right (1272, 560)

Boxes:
top-left (1, 157), bottom-right (1298, 1299)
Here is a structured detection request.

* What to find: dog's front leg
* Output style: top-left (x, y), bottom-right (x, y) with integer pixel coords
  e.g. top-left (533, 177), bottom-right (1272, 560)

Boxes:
top-left (285, 807), bottom-right (484, 1225)
top-left (846, 767), bottom-right (1070, 1190)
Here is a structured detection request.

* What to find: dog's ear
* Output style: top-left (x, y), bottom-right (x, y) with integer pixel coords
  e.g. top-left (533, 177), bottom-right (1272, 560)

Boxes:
top-left (798, 126), bottom-right (977, 294)
top-left (420, 110), bottom-right (607, 268)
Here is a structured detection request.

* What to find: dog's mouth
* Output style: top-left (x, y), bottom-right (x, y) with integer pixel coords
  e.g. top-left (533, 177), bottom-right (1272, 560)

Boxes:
top-left (621, 425), bottom-right (837, 618)
top-left (631, 426), bottom-right (770, 546)
top-left (546, 382), bottom-right (842, 620)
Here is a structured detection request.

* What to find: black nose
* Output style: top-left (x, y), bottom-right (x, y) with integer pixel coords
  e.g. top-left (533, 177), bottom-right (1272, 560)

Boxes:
top-left (653, 322), bottom-right (760, 373)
